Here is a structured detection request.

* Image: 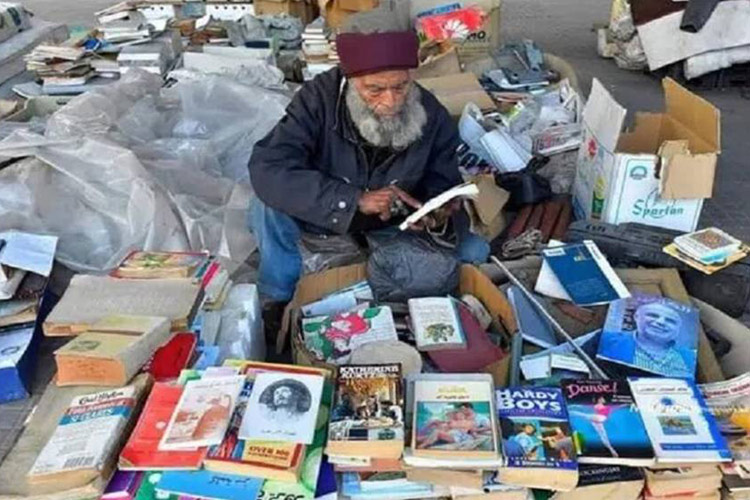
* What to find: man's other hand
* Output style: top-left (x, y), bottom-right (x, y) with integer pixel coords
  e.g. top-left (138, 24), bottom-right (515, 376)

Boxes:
top-left (357, 186), bottom-right (422, 222)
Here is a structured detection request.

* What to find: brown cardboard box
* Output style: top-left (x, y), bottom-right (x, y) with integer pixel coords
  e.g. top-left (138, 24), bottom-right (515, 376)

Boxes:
top-left (409, 0), bottom-right (502, 62)
top-left (465, 174), bottom-right (509, 240)
top-left (324, 0), bottom-right (378, 29)
top-left (280, 263), bottom-right (517, 387)
top-left (414, 46), bottom-right (462, 79)
top-left (255, 0), bottom-right (319, 24)
top-left (417, 72), bottom-right (495, 118)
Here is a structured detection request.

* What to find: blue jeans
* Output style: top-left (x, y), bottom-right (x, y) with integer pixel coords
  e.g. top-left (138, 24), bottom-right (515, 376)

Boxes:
top-left (251, 199), bottom-right (491, 301)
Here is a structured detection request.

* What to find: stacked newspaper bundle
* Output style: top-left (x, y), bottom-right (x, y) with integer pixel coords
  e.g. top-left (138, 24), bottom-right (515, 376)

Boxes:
top-left (301, 18), bottom-right (337, 80)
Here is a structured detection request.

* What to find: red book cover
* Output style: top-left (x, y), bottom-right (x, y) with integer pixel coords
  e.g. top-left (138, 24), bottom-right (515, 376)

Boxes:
top-left (119, 382), bottom-right (206, 470)
top-left (145, 332), bottom-right (197, 381)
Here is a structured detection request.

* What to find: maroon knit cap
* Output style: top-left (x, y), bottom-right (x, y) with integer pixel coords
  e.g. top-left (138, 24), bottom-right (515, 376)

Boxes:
top-left (337, 31), bottom-right (419, 77)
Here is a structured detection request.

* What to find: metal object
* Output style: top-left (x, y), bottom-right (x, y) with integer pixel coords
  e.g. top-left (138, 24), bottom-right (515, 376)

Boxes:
top-left (490, 255), bottom-right (609, 379)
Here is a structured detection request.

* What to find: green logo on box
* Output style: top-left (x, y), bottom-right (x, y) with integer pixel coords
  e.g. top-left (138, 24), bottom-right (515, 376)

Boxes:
top-left (632, 189), bottom-right (684, 219)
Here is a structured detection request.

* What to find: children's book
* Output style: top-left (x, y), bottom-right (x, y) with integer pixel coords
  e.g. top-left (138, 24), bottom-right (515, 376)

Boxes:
top-left (597, 295), bottom-right (699, 379)
top-left (562, 379), bottom-right (655, 466)
top-left (302, 306), bottom-right (397, 365)
top-left (628, 377), bottom-right (732, 463)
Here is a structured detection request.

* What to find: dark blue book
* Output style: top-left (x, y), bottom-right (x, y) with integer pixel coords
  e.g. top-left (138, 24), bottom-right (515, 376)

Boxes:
top-left (496, 387), bottom-right (577, 471)
top-left (597, 294), bottom-right (699, 379)
top-left (540, 241), bottom-right (629, 306)
top-left (0, 325), bottom-right (36, 403)
top-left (562, 379), bottom-right (654, 466)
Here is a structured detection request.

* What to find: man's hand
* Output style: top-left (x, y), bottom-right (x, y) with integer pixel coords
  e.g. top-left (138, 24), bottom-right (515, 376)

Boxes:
top-left (357, 186), bottom-right (422, 221)
top-left (408, 199), bottom-right (461, 231)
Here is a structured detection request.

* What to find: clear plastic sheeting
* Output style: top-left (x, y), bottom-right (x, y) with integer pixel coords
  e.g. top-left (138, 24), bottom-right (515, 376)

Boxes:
top-left (0, 69), bottom-right (291, 273)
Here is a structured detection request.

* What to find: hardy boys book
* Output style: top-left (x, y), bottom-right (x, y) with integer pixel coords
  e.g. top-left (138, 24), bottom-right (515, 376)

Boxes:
top-left (562, 379), bottom-right (654, 466)
top-left (328, 364), bottom-right (404, 459)
top-left (496, 386), bottom-right (578, 491)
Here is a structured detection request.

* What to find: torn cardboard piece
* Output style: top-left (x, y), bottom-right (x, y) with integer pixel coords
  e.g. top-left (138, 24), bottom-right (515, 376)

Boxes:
top-left (417, 72), bottom-right (495, 118)
top-left (465, 174), bottom-right (510, 240)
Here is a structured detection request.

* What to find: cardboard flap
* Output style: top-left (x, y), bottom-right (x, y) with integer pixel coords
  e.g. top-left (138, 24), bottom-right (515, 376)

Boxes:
top-left (663, 78), bottom-right (720, 153)
top-left (417, 73), bottom-right (495, 116)
top-left (584, 79), bottom-right (627, 153)
top-left (470, 175), bottom-right (509, 224)
top-left (659, 140), bottom-right (716, 199)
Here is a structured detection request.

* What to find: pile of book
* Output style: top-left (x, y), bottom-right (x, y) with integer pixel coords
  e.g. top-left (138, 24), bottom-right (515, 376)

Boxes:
top-left (663, 227), bottom-right (749, 275)
top-left (96, 3), bottom-right (156, 46)
top-left (301, 17), bottom-right (337, 81)
top-left (0, 231), bottom-right (57, 403)
top-left (24, 44), bottom-right (97, 93)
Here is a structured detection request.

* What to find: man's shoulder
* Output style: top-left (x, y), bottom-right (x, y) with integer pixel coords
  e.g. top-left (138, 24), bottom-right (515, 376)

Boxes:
top-left (300, 67), bottom-right (344, 101)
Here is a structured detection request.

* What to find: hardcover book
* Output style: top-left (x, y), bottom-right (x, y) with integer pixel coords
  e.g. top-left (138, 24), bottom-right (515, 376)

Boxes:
top-left (302, 306), bottom-right (398, 365)
top-left (119, 383), bottom-right (207, 470)
top-left (327, 364), bottom-right (404, 459)
top-left (699, 372), bottom-right (750, 467)
top-left (412, 377), bottom-right (498, 459)
top-left (407, 298), bottom-right (466, 351)
top-left (562, 379), bottom-right (655, 465)
top-left (496, 386), bottom-right (578, 491)
top-left (597, 294), bottom-right (699, 379)
top-left (628, 377), bottom-right (732, 463)
top-left (159, 375), bottom-right (245, 450)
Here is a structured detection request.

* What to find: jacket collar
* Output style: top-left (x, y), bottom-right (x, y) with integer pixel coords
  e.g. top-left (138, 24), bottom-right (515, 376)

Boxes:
top-left (333, 76), bottom-right (360, 144)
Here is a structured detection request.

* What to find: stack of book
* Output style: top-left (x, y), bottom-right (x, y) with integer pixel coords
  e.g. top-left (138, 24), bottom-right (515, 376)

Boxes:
top-left (98, 11), bottom-right (153, 46)
top-left (24, 44), bottom-right (95, 92)
top-left (301, 17), bottom-right (337, 80)
top-left (644, 466), bottom-right (723, 500)
top-left (664, 227), bottom-right (749, 275)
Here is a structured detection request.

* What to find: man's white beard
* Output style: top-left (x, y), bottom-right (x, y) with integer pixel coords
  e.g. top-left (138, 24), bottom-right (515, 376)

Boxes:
top-left (345, 83), bottom-right (427, 150)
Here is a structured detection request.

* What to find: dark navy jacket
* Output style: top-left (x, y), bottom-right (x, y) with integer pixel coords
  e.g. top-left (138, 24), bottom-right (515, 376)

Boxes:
top-left (248, 67), bottom-right (461, 235)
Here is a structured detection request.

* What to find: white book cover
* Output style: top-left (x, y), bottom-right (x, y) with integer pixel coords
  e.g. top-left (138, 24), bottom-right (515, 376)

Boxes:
top-left (159, 375), bottom-right (245, 450)
top-left (628, 377), bottom-right (732, 463)
top-left (408, 297), bottom-right (465, 351)
top-left (238, 371), bottom-right (324, 445)
top-left (29, 387), bottom-right (137, 477)
top-left (399, 183), bottom-right (479, 231)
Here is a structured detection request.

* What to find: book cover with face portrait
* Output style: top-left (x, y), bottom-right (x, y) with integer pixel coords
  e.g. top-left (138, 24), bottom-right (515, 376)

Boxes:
top-left (596, 294), bottom-right (699, 380)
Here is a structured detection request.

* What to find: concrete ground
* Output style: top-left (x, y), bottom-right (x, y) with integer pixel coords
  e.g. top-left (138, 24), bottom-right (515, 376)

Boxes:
top-left (22, 0), bottom-right (750, 239)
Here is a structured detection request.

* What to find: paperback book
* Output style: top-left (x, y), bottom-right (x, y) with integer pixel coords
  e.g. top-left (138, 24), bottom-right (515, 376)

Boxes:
top-left (407, 297), bottom-right (466, 351)
top-left (412, 377), bottom-right (498, 459)
top-left (238, 371), bottom-right (324, 444)
top-left (111, 251), bottom-right (209, 279)
top-left (155, 469), bottom-right (263, 500)
top-left (302, 306), bottom-right (397, 365)
top-left (327, 364), bottom-right (404, 459)
top-left (159, 375), bottom-right (245, 450)
top-left (699, 372), bottom-right (750, 466)
top-left (562, 379), bottom-right (655, 465)
top-left (628, 377), bottom-right (732, 463)
top-left (597, 295), bottom-right (699, 379)
top-left (102, 470), bottom-right (144, 500)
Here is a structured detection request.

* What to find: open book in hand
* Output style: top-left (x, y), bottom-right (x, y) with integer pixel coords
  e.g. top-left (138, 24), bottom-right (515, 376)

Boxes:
top-left (398, 182), bottom-right (480, 231)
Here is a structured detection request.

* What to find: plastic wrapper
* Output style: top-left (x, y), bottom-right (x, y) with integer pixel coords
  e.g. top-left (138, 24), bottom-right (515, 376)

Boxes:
top-left (215, 284), bottom-right (266, 362)
top-left (0, 69), bottom-right (290, 273)
top-left (299, 233), bottom-right (367, 275)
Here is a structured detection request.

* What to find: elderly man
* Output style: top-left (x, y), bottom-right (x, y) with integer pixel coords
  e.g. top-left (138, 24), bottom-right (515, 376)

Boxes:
top-left (249, 10), bottom-right (489, 307)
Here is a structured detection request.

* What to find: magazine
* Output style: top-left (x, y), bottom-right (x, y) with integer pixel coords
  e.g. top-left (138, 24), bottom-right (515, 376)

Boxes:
top-left (597, 294), bottom-right (699, 379)
top-left (238, 371), bottom-right (324, 444)
top-left (159, 375), bottom-right (245, 450)
top-left (496, 387), bottom-right (577, 470)
top-left (562, 379), bottom-right (654, 466)
top-left (302, 306), bottom-right (397, 365)
top-left (628, 377), bottom-right (732, 463)
top-left (699, 372), bottom-right (750, 466)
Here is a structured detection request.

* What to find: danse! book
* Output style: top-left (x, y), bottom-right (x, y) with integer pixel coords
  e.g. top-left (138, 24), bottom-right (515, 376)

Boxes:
top-left (562, 379), bottom-right (654, 466)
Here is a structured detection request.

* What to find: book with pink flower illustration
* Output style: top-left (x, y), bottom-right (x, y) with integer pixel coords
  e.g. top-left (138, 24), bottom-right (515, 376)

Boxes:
top-left (302, 307), bottom-right (397, 365)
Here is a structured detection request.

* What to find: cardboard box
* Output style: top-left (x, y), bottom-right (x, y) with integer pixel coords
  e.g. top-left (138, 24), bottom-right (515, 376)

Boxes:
top-left (572, 77), bottom-right (721, 233)
top-left (323, 0), bottom-right (378, 29)
top-left (465, 174), bottom-right (509, 240)
top-left (280, 263), bottom-right (517, 388)
top-left (255, 0), bottom-right (319, 25)
top-left (410, 0), bottom-right (502, 62)
top-left (417, 72), bottom-right (495, 118)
